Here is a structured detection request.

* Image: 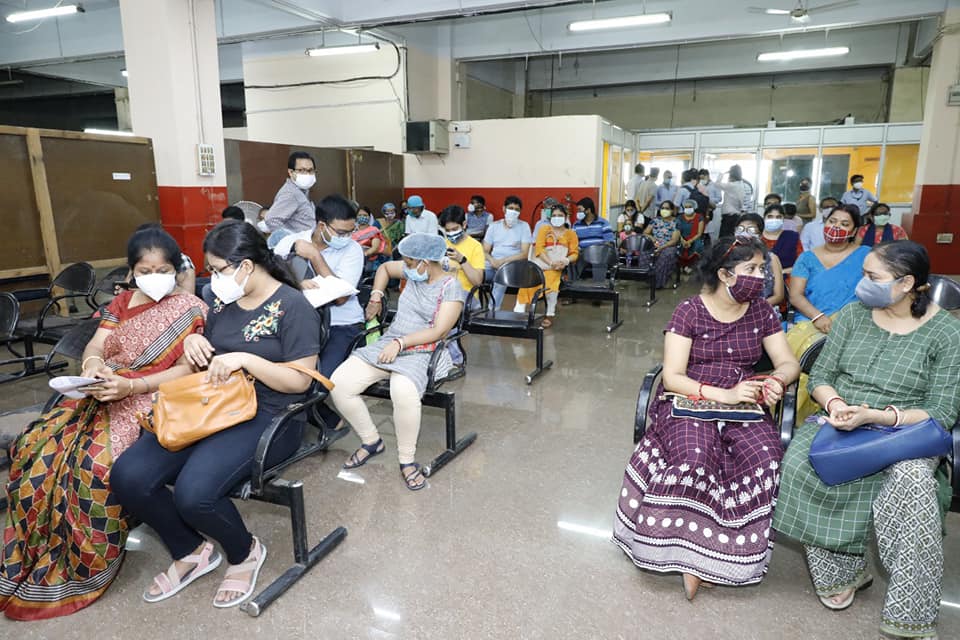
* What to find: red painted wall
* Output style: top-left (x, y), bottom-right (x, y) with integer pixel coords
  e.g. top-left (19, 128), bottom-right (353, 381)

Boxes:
top-left (158, 185), bottom-right (229, 271)
top-left (402, 187), bottom-right (602, 226)
top-left (903, 184), bottom-right (960, 274)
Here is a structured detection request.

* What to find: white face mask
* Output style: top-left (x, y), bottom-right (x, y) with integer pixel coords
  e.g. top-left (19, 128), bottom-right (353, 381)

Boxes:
top-left (550, 216), bottom-right (565, 227)
top-left (135, 272), bottom-right (176, 302)
top-left (467, 203), bottom-right (476, 213)
top-left (294, 173), bottom-right (316, 190)
top-left (699, 178), bottom-right (708, 186)
top-left (504, 209), bottom-right (521, 226)
top-left (683, 207), bottom-right (695, 215)
top-left (210, 264), bottom-right (250, 304)
top-left (852, 181), bottom-right (864, 190)
top-left (256, 220), bottom-right (270, 233)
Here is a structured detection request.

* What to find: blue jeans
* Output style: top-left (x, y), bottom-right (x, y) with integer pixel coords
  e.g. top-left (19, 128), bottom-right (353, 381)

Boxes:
top-left (483, 267), bottom-right (507, 311)
top-left (316, 323), bottom-right (363, 428)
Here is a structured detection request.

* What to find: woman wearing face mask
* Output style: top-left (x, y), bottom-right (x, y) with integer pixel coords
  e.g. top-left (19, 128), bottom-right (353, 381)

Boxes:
top-left (677, 198), bottom-right (705, 274)
top-left (379, 203), bottom-right (405, 255)
top-left (112, 220), bottom-right (322, 609)
top-left (735, 213), bottom-right (785, 308)
top-left (775, 241), bottom-right (960, 640)
top-left (856, 202), bottom-right (908, 248)
top-left (617, 199), bottom-right (640, 233)
top-left (613, 237), bottom-right (799, 601)
top-left (330, 234), bottom-right (465, 490)
top-left (517, 204), bottom-right (579, 328)
top-left (0, 227), bottom-right (206, 620)
top-left (353, 205), bottom-right (388, 276)
top-left (760, 204), bottom-right (803, 275)
top-left (642, 200), bottom-right (682, 288)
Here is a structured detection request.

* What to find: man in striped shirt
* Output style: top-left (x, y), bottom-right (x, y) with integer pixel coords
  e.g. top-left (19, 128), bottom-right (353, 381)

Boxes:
top-left (572, 197), bottom-right (614, 249)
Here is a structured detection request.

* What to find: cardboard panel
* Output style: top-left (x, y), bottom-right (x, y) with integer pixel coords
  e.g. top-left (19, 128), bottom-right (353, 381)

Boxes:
top-left (231, 141), bottom-right (349, 209)
top-left (42, 137), bottom-right (160, 264)
top-left (0, 134), bottom-right (46, 272)
top-left (352, 149), bottom-right (404, 211)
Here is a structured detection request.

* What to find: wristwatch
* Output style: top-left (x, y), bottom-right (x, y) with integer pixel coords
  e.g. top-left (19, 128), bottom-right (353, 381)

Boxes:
top-left (459, 255), bottom-right (467, 264)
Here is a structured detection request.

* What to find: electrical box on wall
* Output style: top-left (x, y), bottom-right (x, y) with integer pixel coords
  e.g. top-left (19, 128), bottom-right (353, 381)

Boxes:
top-left (197, 144), bottom-right (215, 176)
top-left (452, 133), bottom-right (471, 149)
top-left (948, 84), bottom-right (960, 106)
top-left (405, 120), bottom-right (449, 154)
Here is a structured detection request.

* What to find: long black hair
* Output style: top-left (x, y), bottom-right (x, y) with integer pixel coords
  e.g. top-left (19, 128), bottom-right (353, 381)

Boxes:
top-left (697, 236), bottom-right (767, 293)
top-left (128, 224), bottom-right (182, 270)
top-left (202, 220), bottom-right (300, 290)
top-left (872, 240), bottom-right (931, 318)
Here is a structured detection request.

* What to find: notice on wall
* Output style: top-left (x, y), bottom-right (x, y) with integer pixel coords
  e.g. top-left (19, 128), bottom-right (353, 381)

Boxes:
top-left (112, 172), bottom-right (132, 181)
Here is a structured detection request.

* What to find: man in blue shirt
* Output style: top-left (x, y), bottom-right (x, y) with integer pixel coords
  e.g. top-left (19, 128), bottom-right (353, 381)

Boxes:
top-left (572, 197), bottom-right (614, 248)
top-left (840, 174), bottom-right (877, 215)
top-left (655, 170), bottom-right (678, 208)
top-left (483, 195), bottom-right (532, 310)
top-left (465, 194), bottom-right (494, 239)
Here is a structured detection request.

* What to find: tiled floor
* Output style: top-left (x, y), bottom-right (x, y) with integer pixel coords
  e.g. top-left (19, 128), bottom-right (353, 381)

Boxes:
top-left (1, 279), bottom-right (958, 639)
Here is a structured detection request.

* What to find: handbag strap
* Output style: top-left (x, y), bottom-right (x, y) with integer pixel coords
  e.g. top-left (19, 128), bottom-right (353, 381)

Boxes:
top-left (279, 362), bottom-right (334, 391)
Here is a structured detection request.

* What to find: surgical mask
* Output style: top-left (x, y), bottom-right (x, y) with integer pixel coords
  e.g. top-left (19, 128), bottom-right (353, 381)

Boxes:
top-left (409, 208), bottom-right (422, 218)
top-left (624, 224), bottom-right (633, 232)
top-left (322, 225), bottom-right (351, 250)
top-left (294, 174), bottom-right (316, 190)
top-left (726, 274), bottom-right (765, 303)
top-left (800, 183), bottom-right (810, 191)
top-left (135, 272), bottom-right (176, 302)
top-left (210, 265), bottom-right (249, 304)
top-left (467, 203), bottom-right (476, 213)
top-left (855, 276), bottom-right (906, 309)
top-left (446, 228), bottom-right (465, 244)
top-left (576, 211), bottom-right (586, 221)
top-left (873, 214), bottom-right (891, 226)
top-left (256, 220), bottom-right (270, 233)
top-left (357, 215), bottom-right (370, 225)
top-left (823, 225), bottom-right (853, 244)
top-left (764, 218), bottom-right (784, 231)
top-left (852, 181), bottom-right (864, 190)
top-left (699, 178), bottom-right (708, 186)
top-left (541, 209), bottom-right (551, 221)
top-left (403, 261), bottom-right (429, 282)
top-left (504, 210), bottom-right (521, 226)
top-left (625, 209), bottom-right (636, 216)
top-left (659, 209), bottom-right (672, 218)
top-left (820, 208), bottom-right (833, 219)
top-left (550, 216), bottom-right (565, 227)
top-left (663, 178), bottom-right (672, 186)
top-left (683, 207), bottom-right (695, 216)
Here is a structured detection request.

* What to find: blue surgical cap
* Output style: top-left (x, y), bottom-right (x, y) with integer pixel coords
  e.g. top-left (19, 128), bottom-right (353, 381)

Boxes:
top-left (398, 233), bottom-right (447, 262)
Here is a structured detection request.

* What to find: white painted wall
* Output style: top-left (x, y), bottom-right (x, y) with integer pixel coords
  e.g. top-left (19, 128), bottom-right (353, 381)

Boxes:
top-left (404, 115), bottom-right (603, 188)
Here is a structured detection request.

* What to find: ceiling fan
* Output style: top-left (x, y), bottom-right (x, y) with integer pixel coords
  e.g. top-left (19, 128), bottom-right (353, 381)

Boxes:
top-left (748, 0), bottom-right (858, 23)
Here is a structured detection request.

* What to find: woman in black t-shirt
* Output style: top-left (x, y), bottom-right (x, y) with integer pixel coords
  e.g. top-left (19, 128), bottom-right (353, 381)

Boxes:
top-left (112, 221), bottom-right (322, 609)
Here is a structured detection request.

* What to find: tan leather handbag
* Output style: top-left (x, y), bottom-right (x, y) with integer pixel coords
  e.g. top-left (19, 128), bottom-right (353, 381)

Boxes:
top-left (138, 363), bottom-right (333, 451)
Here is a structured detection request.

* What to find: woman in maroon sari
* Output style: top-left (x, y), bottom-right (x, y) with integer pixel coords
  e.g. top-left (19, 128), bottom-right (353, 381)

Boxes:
top-left (613, 237), bottom-right (799, 600)
top-left (1, 227), bottom-right (206, 620)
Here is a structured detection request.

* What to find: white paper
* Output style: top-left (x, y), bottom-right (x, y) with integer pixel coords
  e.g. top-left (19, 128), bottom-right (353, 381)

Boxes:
top-left (112, 172), bottom-right (131, 181)
top-left (49, 376), bottom-right (103, 399)
top-left (301, 275), bottom-right (359, 308)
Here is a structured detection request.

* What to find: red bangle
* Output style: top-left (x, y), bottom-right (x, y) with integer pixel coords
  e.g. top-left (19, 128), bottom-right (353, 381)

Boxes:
top-left (883, 404), bottom-right (902, 427)
top-left (825, 396), bottom-right (843, 414)
top-left (698, 382), bottom-right (707, 400)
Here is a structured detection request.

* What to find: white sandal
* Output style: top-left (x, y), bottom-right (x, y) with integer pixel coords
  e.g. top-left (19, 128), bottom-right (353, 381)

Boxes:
top-left (212, 537), bottom-right (267, 608)
top-left (818, 572), bottom-right (873, 611)
top-left (143, 541), bottom-right (222, 603)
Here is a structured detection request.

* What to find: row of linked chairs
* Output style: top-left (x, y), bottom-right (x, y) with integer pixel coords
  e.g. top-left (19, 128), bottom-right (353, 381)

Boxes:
top-left (634, 275), bottom-right (960, 514)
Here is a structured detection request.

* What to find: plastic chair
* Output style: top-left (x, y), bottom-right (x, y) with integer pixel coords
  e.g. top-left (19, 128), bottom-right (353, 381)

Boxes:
top-left (558, 244), bottom-right (622, 332)
top-left (465, 260), bottom-right (553, 384)
top-left (929, 275), bottom-right (960, 311)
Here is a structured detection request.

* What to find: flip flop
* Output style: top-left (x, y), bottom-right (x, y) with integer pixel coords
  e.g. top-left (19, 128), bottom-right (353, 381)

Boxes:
top-left (213, 537), bottom-right (267, 609)
top-left (818, 572), bottom-right (873, 611)
top-left (343, 438), bottom-right (385, 469)
top-left (143, 541), bottom-right (222, 603)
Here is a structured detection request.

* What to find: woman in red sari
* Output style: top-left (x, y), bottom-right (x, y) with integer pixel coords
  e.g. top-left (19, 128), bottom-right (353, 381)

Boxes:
top-left (0, 227), bottom-right (206, 620)
top-left (353, 205), bottom-right (389, 276)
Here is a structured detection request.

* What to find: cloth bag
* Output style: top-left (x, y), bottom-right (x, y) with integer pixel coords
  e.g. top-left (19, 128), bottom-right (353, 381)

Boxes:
top-left (664, 393), bottom-right (765, 423)
top-left (808, 418), bottom-right (952, 486)
top-left (138, 363), bottom-right (333, 451)
top-left (531, 245), bottom-right (569, 272)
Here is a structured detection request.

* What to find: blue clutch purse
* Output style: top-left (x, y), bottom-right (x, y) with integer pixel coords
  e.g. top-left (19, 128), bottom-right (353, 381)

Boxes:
top-left (808, 418), bottom-right (952, 486)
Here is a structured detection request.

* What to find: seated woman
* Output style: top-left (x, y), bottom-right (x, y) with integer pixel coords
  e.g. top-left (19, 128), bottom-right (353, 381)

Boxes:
top-left (774, 241), bottom-right (960, 640)
top-left (643, 200), bottom-right (681, 289)
top-left (330, 233), bottom-right (465, 490)
top-left (353, 206), bottom-right (388, 276)
top-left (735, 214), bottom-right (785, 309)
top-left (516, 203), bottom-right (579, 328)
top-left (857, 202), bottom-right (908, 247)
top-left (677, 198), bottom-right (705, 274)
top-left (1, 227), bottom-right (206, 620)
top-left (616, 199), bottom-right (641, 233)
top-left (111, 220), bottom-right (322, 608)
top-left (613, 237), bottom-right (799, 600)
top-left (761, 204), bottom-right (802, 274)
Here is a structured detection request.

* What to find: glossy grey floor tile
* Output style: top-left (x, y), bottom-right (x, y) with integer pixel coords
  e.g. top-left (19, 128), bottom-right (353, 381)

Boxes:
top-left (1, 279), bottom-right (958, 639)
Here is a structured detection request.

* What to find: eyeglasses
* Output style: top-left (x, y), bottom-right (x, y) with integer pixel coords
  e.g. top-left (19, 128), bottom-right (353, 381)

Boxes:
top-left (207, 262), bottom-right (238, 276)
top-left (326, 225), bottom-right (356, 237)
top-left (734, 226), bottom-right (759, 236)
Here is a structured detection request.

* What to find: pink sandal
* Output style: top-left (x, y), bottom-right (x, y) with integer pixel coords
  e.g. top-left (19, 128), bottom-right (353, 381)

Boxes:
top-left (143, 541), bottom-right (222, 603)
top-left (212, 537), bottom-right (267, 608)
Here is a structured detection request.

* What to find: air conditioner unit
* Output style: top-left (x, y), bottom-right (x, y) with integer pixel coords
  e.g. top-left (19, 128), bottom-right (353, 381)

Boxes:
top-left (405, 120), bottom-right (449, 154)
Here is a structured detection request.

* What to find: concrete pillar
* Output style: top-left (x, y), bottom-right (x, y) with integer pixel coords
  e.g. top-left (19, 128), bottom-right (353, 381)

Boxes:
top-left (119, 0), bottom-right (227, 268)
top-left (512, 61), bottom-right (526, 118)
top-left (114, 87), bottom-right (131, 132)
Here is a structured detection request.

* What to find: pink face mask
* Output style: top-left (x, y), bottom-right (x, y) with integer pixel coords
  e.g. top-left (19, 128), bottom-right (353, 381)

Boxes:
top-left (727, 274), bottom-right (765, 303)
top-left (823, 225), bottom-right (853, 244)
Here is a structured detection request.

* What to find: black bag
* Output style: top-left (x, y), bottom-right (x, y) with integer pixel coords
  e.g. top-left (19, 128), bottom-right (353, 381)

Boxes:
top-left (680, 186), bottom-right (710, 215)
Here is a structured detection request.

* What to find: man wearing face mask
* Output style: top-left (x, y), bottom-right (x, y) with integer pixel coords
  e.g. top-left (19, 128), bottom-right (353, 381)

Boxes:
top-left (483, 195), bottom-right (533, 310)
top-left (465, 195), bottom-right (493, 240)
top-left (638, 167), bottom-right (660, 219)
top-left (656, 170), bottom-right (678, 208)
top-left (262, 152), bottom-right (318, 241)
top-left (840, 174), bottom-right (876, 215)
top-left (800, 197), bottom-right (839, 251)
top-left (795, 177), bottom-right (817, 221)
top-left (403, 195), bottom-right (439, 236)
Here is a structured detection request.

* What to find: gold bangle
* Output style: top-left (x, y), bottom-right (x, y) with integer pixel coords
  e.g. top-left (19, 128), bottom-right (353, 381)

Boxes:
top-left (82, 355), bottom-right (105, 370)
top-left (127, 378), bottom-right (134, 396)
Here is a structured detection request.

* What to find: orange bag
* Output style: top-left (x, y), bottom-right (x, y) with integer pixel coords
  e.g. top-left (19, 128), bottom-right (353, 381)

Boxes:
top-left (138, 363), bottom-right (333, 451)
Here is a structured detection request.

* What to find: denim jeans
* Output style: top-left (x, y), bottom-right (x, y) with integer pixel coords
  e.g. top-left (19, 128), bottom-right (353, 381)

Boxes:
top-left (483, 267), bottom-right (507, 311)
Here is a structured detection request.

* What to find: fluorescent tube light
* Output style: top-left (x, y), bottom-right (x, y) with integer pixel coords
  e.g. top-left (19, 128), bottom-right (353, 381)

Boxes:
top-left (84, 128), bottom-right (135, 137)
top-left (306, 43), bottom-right (380, 57)
top-left (758, 46), bottom-right (850, 62)
top-left (6, 4), bottom-right (82, 23)
top-left (121, 69), bottom-right (128, 77)
top-left (765, 9), bottom-right (791, 15)
top-left (568, 13), bottom-right (671, 32)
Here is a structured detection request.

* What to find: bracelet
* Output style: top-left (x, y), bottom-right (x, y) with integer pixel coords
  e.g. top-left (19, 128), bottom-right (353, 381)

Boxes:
top-left (140, 377), bottom-right (150, 394)
top-left (811, 312), bottom-right (825, 323)
top-left (884, 404), bottom-right (902, 427)
top-left (370, 289), bottom-right (386, 301)
top-left (127, 378), bottom-right (135, 397)
top-left (825, 395), bottom-right (843, 414)
top-left (698, 382), bottom-right (707, 400)
top-left (394, 337), bottom-right (405, 351)
top-left (82, 355), bottom-right (105, 370)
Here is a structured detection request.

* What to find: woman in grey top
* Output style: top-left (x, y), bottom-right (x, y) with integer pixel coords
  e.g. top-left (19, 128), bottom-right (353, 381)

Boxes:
top-left (330, 233), bottom-right (465, 490)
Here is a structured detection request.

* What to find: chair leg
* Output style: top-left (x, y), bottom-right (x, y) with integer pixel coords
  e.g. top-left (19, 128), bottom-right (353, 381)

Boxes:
top-left (423, 392), bottom-right (477, 477)
top-left (240, 479), bottom-right (347, 618)
top-left (646, 273), bottom-right (657, 307)
top-left (525, 327), bottom-right (554, 384)
top-left (606, 292), bottom-right (623, 333)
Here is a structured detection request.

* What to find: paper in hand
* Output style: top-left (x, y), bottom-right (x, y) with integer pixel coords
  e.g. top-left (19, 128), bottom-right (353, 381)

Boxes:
top-left (49, 376), bottom-right (103, 399)
top-left (301, 275), bottom-right (359, 308)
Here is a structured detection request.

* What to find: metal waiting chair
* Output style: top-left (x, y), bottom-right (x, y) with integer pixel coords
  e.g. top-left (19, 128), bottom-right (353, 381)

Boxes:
top-left (617, 235), bottom-right (680, 307)
top-left (87, 266), bottom-right (131, 311)
top-left (0, 292), bottom-right (48, 384)
top-left (558, 243), bottom-right (623, 332)
top-left (13, 262), bottom-right (97, 346)
top-left (465, 260), bottom-right (553, 384)
top-left (929, 275), bottom-right (960, 311)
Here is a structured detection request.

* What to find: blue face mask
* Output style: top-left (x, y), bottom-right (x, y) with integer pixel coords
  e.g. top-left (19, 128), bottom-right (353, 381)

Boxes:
top-left (855, 276), bottom-right (906, 309)
top-left (404, 261), bottom-right (429, 282)
top-left (322, 226), bottom-right (351, 249)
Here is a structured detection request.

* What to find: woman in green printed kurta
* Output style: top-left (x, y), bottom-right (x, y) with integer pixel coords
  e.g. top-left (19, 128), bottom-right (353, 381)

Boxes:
top-left (774, 241), bottom-right (960, 640)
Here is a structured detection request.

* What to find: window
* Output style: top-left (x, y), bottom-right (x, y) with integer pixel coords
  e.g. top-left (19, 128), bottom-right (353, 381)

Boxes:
top-left (819, 145), bottom-right (881, 201)
top-left (760, 148), bottom-right (818, 205)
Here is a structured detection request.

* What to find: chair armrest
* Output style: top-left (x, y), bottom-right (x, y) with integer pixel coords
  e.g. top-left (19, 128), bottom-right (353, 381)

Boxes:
top-left (779, 379), bottom-right (798, 449)
top-left (249, 388), bottom-right (330, 494)
top-left (528, 287), bottom-right (546, 324)
top-left (952, 422), bottom-right (960, 499)
top-left (426, 330), bottom-right (469, 389)
top-left (350, 319), bottom-right (393, 352)
top-left (465, 283), bottom-right (490, 315)
top-left (635, 364), bottom-right (663, 444)
top-left (36, 292), bottom-right (92, 333)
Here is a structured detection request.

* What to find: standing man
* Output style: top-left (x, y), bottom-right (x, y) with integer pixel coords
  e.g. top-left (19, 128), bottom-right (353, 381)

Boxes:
top-left (840, 174), bottom-right (877, 215)
top-left (625, 163), bottom-right (645, 201)
top-left (715, 165), bottom-right (748, 239)
top-left (465, 195), bottom-right (494, 240)
top-left (637, 167), bottom-right (659, 220)
top-left (655, 170), bottom-right (678, 208)
top-left (404, 194), bottom-right (439, 235)
top-left (483, 195), bottom-right (532, 310)
top-left (263, 151), bottom-right (318, 246)
top-left (674, 169), bottom-right (710, 215)
top-left (795, 177), bottom-right (817, 221)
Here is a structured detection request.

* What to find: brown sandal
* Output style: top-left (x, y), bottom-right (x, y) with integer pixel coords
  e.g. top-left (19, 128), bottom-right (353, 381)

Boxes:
top-left (541, 317), bottom-right (554, 328)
